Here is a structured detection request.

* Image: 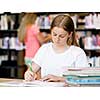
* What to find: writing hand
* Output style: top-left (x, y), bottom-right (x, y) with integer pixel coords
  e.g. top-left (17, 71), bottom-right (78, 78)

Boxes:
top-left (24, 69), bottom-right (37, 81)
top-left (40, 74), bottom-right (65, 82)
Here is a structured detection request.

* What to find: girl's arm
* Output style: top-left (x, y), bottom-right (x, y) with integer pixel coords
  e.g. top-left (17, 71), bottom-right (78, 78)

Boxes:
top-left (24, 62), bottom-right (41, 81)
top-left (41, 74), bottom-right (66, 82)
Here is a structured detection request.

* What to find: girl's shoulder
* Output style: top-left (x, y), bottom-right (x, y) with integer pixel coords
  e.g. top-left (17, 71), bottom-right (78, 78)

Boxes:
top-left (36, 42), bottom-right (52, 54)
top-left (41, 42), bottom-right (52, 48)
top-left (29, 24), bottom-right (40, 34)
top-left (70, 45), bottom-right (85, 55)
top-left (31, 24), bottom-right (39, 29)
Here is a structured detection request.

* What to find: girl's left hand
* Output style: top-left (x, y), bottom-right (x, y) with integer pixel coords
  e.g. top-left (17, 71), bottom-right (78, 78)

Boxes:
top-left (40, 74), bottom-right (65, 82)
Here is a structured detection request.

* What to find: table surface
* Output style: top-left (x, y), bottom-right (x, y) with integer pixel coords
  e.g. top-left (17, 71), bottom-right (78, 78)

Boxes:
top-left (0, 78), bottom-right (22, 82)
top-left (0, 78), bottom-right (100, 87)
top-left (0, 78), bottom-right (24, 84)
top-left (0, 78), bottom-right (65, 87)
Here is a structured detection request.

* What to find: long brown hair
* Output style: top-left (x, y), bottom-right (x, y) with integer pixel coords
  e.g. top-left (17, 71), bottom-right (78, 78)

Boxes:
top-left (18, 13), bottom-right (37, 43)
top-left (51, 14), bottom-right (79, 46)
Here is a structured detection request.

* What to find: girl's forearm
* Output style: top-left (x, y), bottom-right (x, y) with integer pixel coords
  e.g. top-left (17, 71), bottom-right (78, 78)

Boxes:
top-left (58, 77), bottom-right (66, 82)
top-left (31, 62), bottom-right (41, 74)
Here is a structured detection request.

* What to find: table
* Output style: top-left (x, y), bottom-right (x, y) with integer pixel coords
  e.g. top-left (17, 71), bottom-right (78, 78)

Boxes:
top-left (0, 78), bottom-right (100, 87)
top-left (0, 78), bottom-right (65, 87)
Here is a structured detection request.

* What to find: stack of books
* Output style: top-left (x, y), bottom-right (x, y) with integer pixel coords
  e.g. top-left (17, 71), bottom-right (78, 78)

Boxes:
top-left (63, 67), bottom-right (100, 85)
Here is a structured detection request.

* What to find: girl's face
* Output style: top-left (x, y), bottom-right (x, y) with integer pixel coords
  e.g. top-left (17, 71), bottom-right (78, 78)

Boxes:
top-left (51, 27), bottom-right (70, 46)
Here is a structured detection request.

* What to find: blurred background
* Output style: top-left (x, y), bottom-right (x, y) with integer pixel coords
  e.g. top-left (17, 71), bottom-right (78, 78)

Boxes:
top-left (0, 12), bottom-right (100, 79)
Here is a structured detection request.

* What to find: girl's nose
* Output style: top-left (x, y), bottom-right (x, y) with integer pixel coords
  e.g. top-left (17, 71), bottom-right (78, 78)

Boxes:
top-left (56, 36), bottom-right (60, 40)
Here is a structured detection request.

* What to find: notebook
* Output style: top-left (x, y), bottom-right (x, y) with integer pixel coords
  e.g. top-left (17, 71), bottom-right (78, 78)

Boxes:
top-left (0, 80), bottom-right (65, 87)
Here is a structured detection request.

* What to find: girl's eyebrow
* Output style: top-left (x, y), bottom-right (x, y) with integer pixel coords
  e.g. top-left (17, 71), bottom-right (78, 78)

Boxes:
top-left (52, 31), bottom-right (56, 34)
top-left (52, 31), bottom-right (66, 35)
top-left (52, 31), bottom-right (67, 35)
top-left (52, 31), bottom-right (58, 35)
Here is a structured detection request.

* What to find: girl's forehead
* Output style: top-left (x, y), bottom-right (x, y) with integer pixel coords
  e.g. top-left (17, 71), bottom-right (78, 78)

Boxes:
top-left (52, 27), bottom-right (66, 33)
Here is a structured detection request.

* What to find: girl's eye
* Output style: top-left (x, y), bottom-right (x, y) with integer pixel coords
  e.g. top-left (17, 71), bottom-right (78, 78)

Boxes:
top-left (53, 33), bottom-right (57, 36)
top-left (59, 35), bottom-right (66, 38)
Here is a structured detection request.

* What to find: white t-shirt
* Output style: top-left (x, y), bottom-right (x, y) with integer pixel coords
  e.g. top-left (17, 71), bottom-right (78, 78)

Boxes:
top-left (33, 42), bottom-right (89, 77)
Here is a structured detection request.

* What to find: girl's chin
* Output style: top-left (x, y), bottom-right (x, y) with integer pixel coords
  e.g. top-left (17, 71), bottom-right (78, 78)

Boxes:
top-left (55, 43), bottom-right (62, 46)
top-left (54, 41), bottom-right (60, 44)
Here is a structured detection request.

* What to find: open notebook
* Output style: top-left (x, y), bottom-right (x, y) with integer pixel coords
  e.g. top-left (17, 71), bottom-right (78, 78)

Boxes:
top-left (0, 80), bottom-right (65, 87)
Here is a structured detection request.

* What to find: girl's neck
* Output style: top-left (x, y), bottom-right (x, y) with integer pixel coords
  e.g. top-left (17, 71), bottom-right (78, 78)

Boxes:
top-left (52, 44), bottom-right (70, 53)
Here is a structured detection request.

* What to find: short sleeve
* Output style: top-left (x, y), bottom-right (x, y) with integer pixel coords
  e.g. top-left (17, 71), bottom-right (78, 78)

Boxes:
top-left (75, 50), bottom-right (89, 67)
top-left (32, 44), bottom-right (46, 67)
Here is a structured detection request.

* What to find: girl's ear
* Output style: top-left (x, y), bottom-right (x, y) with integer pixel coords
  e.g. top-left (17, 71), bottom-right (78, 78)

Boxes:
top-left (68, 32), bottom-right (73, 38)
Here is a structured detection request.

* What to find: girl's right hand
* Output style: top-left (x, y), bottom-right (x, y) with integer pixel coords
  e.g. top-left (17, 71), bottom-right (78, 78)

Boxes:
top-left (24, 69), bottom-right (37, 81)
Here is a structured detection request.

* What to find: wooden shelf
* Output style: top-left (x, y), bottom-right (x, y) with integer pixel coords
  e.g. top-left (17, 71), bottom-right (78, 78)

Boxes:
top-left (0, 30), bottom-right (17, 33)
top-left (40, 28), bottom-right (100, 32)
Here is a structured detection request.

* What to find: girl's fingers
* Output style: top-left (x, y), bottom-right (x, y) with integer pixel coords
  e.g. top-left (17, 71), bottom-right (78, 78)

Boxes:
top-left (28, 70), bottom-right (34, 76)
top-left (40, 76), bottom-right (50, 81)
top-left (34, 74), bottom-right (37, 80)
top-left (24, 70), bottom-right (35, 81)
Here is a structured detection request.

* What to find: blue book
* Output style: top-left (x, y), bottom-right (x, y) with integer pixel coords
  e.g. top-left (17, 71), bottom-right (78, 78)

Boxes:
top-left (65, 75), bottom-right (100, 84)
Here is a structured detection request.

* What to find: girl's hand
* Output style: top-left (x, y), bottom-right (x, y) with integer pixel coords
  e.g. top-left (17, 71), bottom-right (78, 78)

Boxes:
top-left (24, 69), bottom-right (37, 81)
top-left (41, 74), bottom-right (65, 82)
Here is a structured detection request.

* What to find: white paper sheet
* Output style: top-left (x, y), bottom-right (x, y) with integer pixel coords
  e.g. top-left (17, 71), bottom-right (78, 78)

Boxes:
top-left (0, 80), bottom-right (65, 87)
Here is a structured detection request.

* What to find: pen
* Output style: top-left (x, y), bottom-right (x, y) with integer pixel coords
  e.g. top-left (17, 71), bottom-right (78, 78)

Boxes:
top-left (25, 59), bottom-right (33, 72)
top-left (27, 61), bottom-right (37, 80)
top-left (28, 63), bottom-right (33, 72)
